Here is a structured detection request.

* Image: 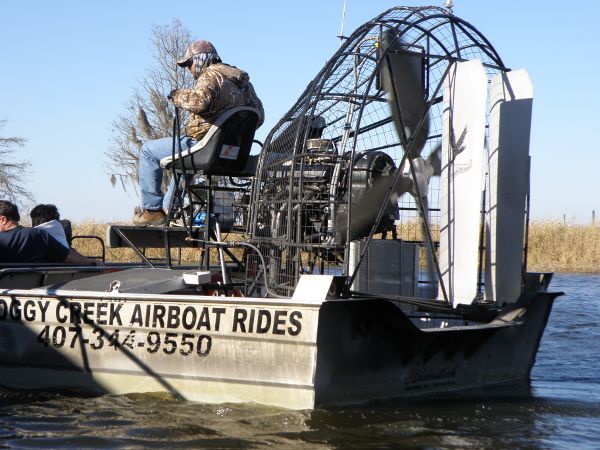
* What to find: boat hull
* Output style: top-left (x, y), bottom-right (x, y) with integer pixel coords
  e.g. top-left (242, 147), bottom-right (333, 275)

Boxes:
top-left (314, 292), bottom-right (556, 405)
top-left (0, 291), bottom-right (321, 409)
top-left (0, 289), bottom-right (555, 409)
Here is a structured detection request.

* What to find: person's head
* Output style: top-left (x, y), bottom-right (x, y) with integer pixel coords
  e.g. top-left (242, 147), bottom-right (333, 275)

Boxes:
top-left (30, 204), bottom-right (60, 227)
top-left (0, 200), bottom-right (20, 231)
top-left (177, 40), bottom-right (221, 79)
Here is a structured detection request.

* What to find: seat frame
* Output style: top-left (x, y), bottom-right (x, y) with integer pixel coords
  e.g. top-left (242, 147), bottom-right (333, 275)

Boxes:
top-left (160, 106), bottom-right (261, 273)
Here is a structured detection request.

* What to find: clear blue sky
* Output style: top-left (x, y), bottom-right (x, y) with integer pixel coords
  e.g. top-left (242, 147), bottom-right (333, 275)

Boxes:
top-left (1, 1), bottom-right (597, 223)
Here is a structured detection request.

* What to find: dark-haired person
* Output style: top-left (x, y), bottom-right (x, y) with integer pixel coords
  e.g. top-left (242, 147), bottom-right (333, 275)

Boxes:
top-left (0, 200), bottom-right (98, 265)
top-left (133, 39), bottom-right (264, 226)
top-left (30, 203), bottom-right (69, 248)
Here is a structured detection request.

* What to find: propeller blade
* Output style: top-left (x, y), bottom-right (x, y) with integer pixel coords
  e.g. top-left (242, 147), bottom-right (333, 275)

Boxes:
top-left (426, 144), bottom-right (442, 176)
top-left (405, 156), bottom-right (433, 198)
top-left (375, 28), bottom-right (442, 294)
top-left (397, 145), bottom-right (441, 200)
top-left (380, 30), bottom-right (429, 157)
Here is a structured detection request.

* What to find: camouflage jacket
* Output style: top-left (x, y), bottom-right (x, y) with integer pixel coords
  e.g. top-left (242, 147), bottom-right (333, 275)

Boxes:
top-left (172, 63), bottom-right (264, 140)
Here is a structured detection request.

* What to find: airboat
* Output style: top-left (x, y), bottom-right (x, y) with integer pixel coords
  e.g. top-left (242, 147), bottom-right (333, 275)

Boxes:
top-left (0, 6), bottom-right (559, 409)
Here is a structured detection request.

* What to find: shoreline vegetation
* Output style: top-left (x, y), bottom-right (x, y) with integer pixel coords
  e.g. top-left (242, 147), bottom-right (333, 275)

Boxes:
top-left (70, 221), bottom-right (600, 274)
top-left (526, 221), bottom-right (600, 274)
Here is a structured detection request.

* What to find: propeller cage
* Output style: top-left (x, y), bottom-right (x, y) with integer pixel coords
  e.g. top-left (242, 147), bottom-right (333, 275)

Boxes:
top-left (249, 6), bottom-right (508, 296)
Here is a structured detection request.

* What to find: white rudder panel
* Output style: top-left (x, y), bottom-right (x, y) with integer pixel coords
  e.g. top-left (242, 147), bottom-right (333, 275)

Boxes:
top-left (438, 60), bottom-right (488, 306)
top-left (485, 70), bottom-right (533, 304)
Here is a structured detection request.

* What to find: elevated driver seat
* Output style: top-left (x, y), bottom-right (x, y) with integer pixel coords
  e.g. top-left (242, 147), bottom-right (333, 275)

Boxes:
top-left (160, 106), bottom-right (261, 176)
top-left (159, 106), bottom-right (262, 271)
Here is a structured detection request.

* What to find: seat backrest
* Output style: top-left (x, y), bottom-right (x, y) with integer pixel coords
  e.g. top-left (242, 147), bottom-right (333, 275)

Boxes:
top-left (162, 106), bottom-right (260, 176)
top-left (60, 219), bottom-right (73, 245)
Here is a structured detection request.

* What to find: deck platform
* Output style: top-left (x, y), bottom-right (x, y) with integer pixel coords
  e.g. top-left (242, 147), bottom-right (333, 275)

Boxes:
top-left (106, 225), bottom-right (206, 249)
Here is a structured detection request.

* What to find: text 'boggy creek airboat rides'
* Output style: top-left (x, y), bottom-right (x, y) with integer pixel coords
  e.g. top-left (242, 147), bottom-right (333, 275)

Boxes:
top-left (0, 6), bottom-right (559, 409)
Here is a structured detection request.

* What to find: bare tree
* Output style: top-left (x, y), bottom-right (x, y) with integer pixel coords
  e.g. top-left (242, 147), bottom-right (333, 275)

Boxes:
top-left (106, 20), bottom-right (194, 191)
top-left (0, 119), bottom-right (33, 204)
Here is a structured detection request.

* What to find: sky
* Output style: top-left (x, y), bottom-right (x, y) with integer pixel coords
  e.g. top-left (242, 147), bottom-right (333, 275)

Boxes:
top-left (0, 1), bottom-right (598, 223)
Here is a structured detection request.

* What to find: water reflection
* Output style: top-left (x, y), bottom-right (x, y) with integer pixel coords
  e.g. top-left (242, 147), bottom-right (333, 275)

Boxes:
top-left (2, 385), bottom-right (598, 449)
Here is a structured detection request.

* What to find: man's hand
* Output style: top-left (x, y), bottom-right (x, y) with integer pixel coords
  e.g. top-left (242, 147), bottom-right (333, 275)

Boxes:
top-left (167, 89), bottom-right (177, 101)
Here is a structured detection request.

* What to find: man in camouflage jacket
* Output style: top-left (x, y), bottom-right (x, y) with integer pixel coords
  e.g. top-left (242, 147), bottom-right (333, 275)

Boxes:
top-left (133, 40), bottom-right (264, 226)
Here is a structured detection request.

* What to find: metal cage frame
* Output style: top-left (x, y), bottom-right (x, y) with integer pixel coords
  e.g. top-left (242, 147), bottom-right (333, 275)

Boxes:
top-left (249, 6), bottom-right (510, 297)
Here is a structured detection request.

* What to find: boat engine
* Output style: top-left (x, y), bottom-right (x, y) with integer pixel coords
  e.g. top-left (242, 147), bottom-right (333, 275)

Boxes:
top-left (263, 137), bottom-right (398, 246)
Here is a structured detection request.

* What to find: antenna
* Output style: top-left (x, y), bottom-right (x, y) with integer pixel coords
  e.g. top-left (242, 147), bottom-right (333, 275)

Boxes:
top-left (338, 0), bottom-right (347, 45)
top-left (444, 0), bottom-right (454, 13)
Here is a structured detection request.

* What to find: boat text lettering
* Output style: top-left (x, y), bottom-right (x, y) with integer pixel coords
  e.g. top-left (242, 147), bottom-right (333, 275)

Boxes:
top-left (36, 325), bottom-right (212, 357)
top-left (0, 299), bottom-right (50, 322)
top-left (232, 308), bottom-right (302, 336)
top-left (0, 299), bottom-right (305, 337)
top-left (128, 304), bottom-right (226, 331)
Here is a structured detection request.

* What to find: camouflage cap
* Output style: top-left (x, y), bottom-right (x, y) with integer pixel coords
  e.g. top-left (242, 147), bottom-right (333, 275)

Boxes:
top-left (177, 40), bottom-right (218, 67)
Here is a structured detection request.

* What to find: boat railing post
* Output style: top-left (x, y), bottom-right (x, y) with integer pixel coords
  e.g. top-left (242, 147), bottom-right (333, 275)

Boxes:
top-left (214, 216), bottom-right (229, 285)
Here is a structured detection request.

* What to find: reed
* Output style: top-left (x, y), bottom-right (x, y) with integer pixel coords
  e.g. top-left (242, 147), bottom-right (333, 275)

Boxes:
top-left (526, 221), bottom-right (600, 273)
top-left (71, 221), bottom-right (204, 263)
top-left (70, 221), bottom-right (600, 273)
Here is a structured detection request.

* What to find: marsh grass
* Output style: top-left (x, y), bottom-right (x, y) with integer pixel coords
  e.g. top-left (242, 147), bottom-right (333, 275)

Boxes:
top-left (71, 221), bottom-right (600, 273)
top-left (72, 222), bottom-right (213, 264)
top-left (526, 221), bottom-right (600, 273)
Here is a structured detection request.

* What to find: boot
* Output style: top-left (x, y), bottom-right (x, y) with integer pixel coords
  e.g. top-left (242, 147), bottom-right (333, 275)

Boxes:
top-left (133, 209), bottom-right (166, 226)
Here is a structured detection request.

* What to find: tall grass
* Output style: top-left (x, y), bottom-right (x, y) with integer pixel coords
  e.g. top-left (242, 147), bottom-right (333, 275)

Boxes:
top-left (526, 221), bottom-right (600, 273)
top-left (71, 222), bottom-right (203, 263)
top-left (71, 221), bottom-right (600, 273)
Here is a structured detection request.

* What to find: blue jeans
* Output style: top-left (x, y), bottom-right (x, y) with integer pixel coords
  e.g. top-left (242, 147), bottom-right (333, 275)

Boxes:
top-left (138, 136), bottom-right (195, 210)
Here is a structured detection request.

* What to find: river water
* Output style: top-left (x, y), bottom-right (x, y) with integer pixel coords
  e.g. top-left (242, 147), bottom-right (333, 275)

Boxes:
top-left (0, 273), bottom-right (598, 449)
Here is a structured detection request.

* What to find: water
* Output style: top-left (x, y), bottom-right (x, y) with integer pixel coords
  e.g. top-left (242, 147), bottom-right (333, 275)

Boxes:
top-left (0, 273), bottom-right (598, 449)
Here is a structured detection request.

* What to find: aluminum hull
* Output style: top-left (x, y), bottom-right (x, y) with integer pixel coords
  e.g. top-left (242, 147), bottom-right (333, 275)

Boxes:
top-left (0, 286), bottom-right (555, 410)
